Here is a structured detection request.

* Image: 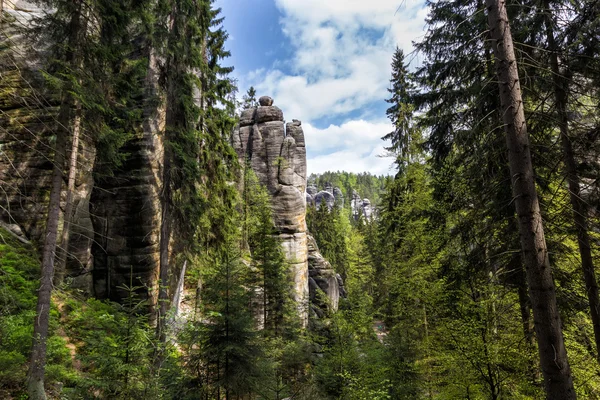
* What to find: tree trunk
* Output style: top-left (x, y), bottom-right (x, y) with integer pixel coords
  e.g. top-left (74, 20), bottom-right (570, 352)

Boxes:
top-left (485, 1), bottom-right (576, 398)
top-left (26, 107), bottom-right (68, 400)
top-left (26, 2), bottom-right (82, 398)
top-left (156, 3), bottom-right (178, 346)
top-left (55, 106), bottom-right (82, 285)
top-left (542, 0), bottom-right (600, 362)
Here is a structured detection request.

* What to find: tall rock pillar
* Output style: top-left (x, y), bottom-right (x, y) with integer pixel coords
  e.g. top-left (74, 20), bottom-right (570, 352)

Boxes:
top-left (232, 96), bottom-right (309, 324)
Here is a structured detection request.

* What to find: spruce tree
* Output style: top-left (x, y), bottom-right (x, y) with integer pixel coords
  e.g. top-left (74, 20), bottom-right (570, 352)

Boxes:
top-left (26, 1), bottom-right (86, 397)
top-left (384, 47), bottom-right (417, 168)
top-left (485, 0), bottom-right (575, 396)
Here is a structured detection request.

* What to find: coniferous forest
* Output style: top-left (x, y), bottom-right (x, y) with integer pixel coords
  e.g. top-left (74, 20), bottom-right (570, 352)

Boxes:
top-left (1, 0), bottom-right (600, 399)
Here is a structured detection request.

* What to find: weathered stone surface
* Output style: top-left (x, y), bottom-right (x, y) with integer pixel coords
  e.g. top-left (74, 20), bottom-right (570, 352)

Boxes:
top-left (287, 120), bottom-right (307, 191)
top-left (307, 234), bottom-right (340, 311)
top-left (307, 185), bottom-right (318, 196)
top-left (1, 10), bottom-right (166, 306)
top-left (333, 187), bottom-right (344, 207)
top-left (0, 8), bottom-right (96, 293)
top-left (239, 108), bottom-right (256, 127)
top-left (306, 192), bottom-right (314, 206)
top-left (351, 189), bottom-right (374, 220)
top-left (255, 105), bottom-right (283, 124)
top-left (231, 97), bottom-right (309, 323)
top-left (91, 129), bottom-right (162, 303)
top-left (259, 96), bottom-right (273, 106)
top-left (314, 190), bottom-right (335, 211)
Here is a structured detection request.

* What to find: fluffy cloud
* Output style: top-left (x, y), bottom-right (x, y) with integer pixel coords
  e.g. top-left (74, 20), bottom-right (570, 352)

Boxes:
top-left (308, 146), bottom-right (395, 176)
top-left (302, 120), bottom-right (396, 175)
top-left (246, 0), bottom-right (428, 174)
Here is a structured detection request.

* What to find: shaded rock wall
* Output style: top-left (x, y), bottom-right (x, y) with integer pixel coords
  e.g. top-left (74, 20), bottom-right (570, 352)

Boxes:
top-left (0, 2), bottom-right (96, 292)
top-left (307, 234), bottom-right (344, 315)
top-left (1, 7), bottom-right (164, 302)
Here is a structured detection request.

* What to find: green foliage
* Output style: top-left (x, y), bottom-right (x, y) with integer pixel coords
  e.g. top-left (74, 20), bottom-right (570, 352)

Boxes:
top-left (245, 168), bottom-right (297, 336)
top-left (307, 202), bottom-right (350, 277)
top-left (0, 230), bottom-right (72, 395)
top-left (59, 288), bottom-right (157, 399)
top-left (181, 233), bottom-right (263, 399)
top-left (308, 171), bottom-right (388, 207)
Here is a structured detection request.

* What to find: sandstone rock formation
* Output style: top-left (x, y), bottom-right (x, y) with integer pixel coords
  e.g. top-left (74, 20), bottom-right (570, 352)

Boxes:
top-left (1, 3), bottom-right (97, 292)
top-left (314, 190), bottom-right (335, 211)
top-left (307, 234), bottom-right (340, 314)
top-left (351, 189), bottom-right (374, 220)
top-left (1, 7), bottom-right (164, 302)
top-left (232, 101), bottom-right (309, 322)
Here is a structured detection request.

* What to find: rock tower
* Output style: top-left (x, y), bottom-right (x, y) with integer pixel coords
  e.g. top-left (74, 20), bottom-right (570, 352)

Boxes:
top-left (231, 96), bottom-right (309, 322)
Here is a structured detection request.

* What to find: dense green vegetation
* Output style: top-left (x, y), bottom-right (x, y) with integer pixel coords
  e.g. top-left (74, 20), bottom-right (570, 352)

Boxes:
top-left (308, 172), bottom-right (388, 207)
top-left (1, 0), bottom-right (600, 398)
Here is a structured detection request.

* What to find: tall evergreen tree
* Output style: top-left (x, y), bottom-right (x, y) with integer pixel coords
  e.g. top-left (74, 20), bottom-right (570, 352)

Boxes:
top-left (26, 2), bottom-right (86, 397)
top-left (485, 0), bottom-right (575, 397)
top-left (384, 47), bottom-right (417, 167)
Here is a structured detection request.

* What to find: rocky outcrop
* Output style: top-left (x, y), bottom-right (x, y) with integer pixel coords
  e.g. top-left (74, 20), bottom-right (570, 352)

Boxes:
top-left (307, 234), bottom-right (342, 314)
top-left (1, 7), bottom-right (164, 302)
top-left (232, 98), bottom-right (309, 322)
top-left (0, 2), bottom-right (96, 292)
top-left (351, 190), bottom-right (374, 220)
top-left (314, 191), bottom-right (335, 211)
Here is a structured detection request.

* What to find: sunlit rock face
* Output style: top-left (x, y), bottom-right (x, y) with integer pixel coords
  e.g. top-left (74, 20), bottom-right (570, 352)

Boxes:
top-left (351, 189), bottom-right (374, 220)
top-left (231, 97), bottom-right (309, 323)
top-left (307, 234), bottom-right (340, 315)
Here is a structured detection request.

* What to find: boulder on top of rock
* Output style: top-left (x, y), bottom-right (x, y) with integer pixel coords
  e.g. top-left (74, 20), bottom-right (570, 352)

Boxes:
top-left (259, 96), bottom-right (273, 106)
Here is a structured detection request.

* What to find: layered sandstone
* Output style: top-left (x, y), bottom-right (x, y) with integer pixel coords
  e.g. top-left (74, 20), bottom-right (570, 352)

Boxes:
top-left (231, 96), bottom-right (309, 322)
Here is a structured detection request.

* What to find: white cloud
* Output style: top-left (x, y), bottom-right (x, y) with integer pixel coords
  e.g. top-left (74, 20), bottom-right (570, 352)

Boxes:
top-left (303, 120), bottom-right (395, 175)
top-left (303, 119), bottom-right (392, 153)
top-left (308, 146), bottom-right (395, 176)
top-left (246, 0), bottom-right (427, 174)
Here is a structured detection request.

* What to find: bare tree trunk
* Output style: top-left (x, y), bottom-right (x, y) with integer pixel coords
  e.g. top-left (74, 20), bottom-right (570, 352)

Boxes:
top-left (155, 1), bottom-right (177, 351)
top-left (26, 107), bottom-right (68, 400)
top-left (26, 2), bottom-right (82, 398)
top-left (55, 106), bottom-right (82, 285)
top-left (542, 0), bottom-right (600, 362)
top-left (485, 1), bottom-right (576, 398)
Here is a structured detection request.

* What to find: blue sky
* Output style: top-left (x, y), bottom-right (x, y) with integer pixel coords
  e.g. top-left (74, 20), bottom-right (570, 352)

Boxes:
top-left (217, 0), bottom-right (429, 175)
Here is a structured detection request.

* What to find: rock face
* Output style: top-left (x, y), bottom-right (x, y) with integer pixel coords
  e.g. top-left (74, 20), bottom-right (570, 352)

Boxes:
top-left (232, 101), bottom-right (309, 323)
top-left (1, 10), bottom-right (164, 302)
top-left (351, 190), bottom-right (374, 220)
top-left (314, 191), bottom-right (335, 211)
top-left (0, 4), bottom-right (96, 292)
top-left (307, 234), bottom-right (340, 314)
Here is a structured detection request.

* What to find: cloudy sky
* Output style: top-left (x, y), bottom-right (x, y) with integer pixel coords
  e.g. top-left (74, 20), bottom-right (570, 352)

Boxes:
top-left (217, 0), bottom-right (428, 175)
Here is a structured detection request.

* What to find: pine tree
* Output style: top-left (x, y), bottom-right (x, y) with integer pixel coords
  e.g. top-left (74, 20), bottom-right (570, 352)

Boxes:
top-left (26, 2), bottom-right (86, 397)
top-left (245, 170), bottom-right (294, 336)
top-left (242, 86), bottom-right (257, 109)
top-left (485, 0), bottom-right (575, 397)
top-left (384, 47), bottom-right (417, 168)
top-left (184, 229), bottom-right (262, 399)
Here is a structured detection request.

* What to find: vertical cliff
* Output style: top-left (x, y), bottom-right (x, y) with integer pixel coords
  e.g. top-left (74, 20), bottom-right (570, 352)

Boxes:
top-left (232, 96), bottom-right (310, 322)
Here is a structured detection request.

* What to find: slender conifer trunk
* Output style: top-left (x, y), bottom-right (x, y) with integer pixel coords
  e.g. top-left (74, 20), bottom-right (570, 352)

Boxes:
top-left (27, 2), bottom-right (83, 398)
top-left (156, 3), bottom-right (178, 346)
top-left (55, 106), bottom-right (82, 285)
top-left (542, 0), bottom-right (600, 362)
top-left (485, 0), bottom-right (576, 398)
